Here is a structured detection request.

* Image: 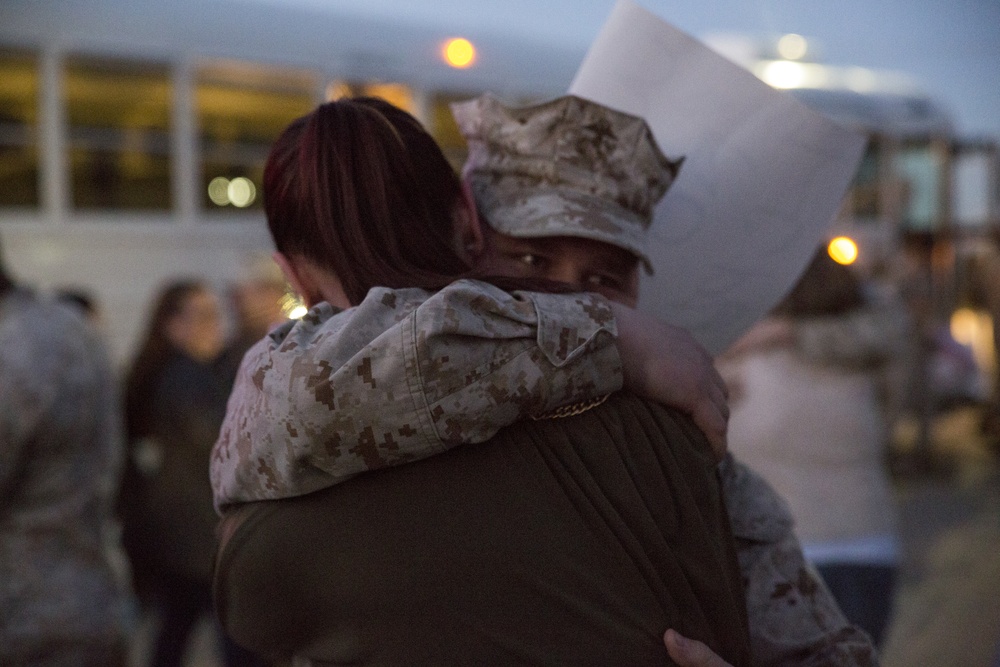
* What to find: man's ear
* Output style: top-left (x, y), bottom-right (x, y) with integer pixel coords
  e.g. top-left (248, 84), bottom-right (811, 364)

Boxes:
top-left (453, 179), bottom-right (485, 264)
top-left (272, 251), bottom-right (319, 308)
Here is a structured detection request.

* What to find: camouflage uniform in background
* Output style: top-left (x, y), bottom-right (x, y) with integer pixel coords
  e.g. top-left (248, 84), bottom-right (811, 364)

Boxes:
top-left (0, 287), bottom-right (128, 666)
top-left (212, 279), bottom-right (621, 509)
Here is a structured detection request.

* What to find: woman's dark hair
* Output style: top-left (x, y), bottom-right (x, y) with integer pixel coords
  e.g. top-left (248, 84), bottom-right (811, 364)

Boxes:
top-left (124, 279), bottom-right (207, 441)
top-left (264, 97), bottom-right (470, 305)
top-left (772, 246), bottom-right (864, 319)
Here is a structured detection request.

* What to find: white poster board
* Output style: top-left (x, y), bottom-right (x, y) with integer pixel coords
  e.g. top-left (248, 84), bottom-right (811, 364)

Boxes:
top-left (569, 0), bottom-right (866, 354)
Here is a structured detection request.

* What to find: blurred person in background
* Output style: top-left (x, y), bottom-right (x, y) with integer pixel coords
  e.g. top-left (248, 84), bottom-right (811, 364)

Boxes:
top-left (56, 287), bottom-right (101, 324)
top-left (0, 237), bottom-right (130, 665)
top-left (965, 235), bottom-right (1000, 454)
top-left (118, 279), bottom-right (266, 667)
top-left (56, 288), bottom-right (112, 347)
top-left (217, 253), bottom-right (289, 383)
top-left (717, 247), bottom-right (910, 647)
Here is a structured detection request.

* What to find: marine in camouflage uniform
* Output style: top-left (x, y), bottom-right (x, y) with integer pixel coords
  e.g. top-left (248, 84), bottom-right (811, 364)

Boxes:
top-left (456, 93), bottom-right (879, 665)
top-left (212, 95), bottom-right (877, 665)
top-left (0, 278), bottom-right (128, 665)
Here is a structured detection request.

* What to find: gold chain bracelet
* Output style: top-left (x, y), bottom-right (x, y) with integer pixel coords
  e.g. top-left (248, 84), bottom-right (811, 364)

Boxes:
top-left (530, 393), bottom-right (611, 420)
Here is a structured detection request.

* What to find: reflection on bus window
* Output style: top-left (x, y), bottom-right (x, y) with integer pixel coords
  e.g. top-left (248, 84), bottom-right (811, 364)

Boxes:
top-left (65, 56), bottom-right (172, 211)
top-left (197, 61), bottom-right (316, 214)
top-left (0, 49), bottom-right (39, 208)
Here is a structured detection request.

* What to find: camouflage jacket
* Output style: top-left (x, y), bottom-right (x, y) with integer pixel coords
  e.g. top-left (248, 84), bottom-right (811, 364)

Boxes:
top-left (793, 288), bottom-right (912, 372)
top-left (0, 288), bottom-right (127, 661)
top-left (720, 456), bottom-right (878, 665)
top-left (211, 278), bottom-right (878, 666)
top-left (211, 279), bottom-right (621, 510)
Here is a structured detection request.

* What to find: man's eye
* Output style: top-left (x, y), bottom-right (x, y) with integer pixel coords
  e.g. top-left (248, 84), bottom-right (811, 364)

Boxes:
top-left (585, 273), bottom-right (621, 289)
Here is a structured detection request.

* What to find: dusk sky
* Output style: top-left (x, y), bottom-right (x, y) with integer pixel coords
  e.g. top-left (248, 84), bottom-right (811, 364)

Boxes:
top-left (247, 0), bottom-right (1000, 142)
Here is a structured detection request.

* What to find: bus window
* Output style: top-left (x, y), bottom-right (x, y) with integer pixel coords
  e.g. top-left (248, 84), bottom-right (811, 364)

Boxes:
top-left (326, 80), bottom-right (415, 115)
top-left (953, 141), bottom-right (999, 230)
top-left (65, 56), bottom-right (172, 211)
top-left (197, 61), bottom-right (316, 214)
top-left (895, 140), bottom-right (947, 232)
top-left (0, 49), bottom-right (39, 209)
top-left (426, 92), bottom-right (480, 171)
top-left (326, 86), bottom-right (471, 170)
top-left (848, 139), bottom-right (883, 222)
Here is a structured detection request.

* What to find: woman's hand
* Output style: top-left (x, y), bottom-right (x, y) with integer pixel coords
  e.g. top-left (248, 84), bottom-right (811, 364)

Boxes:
top-left (664, 629), bottom-right (734, 667)
top-left (611, 303), bottom-right (729, 461)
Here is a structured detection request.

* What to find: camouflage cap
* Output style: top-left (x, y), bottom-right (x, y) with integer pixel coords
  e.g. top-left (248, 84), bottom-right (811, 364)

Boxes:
top-left (451, 93), bottom-right (682, 274)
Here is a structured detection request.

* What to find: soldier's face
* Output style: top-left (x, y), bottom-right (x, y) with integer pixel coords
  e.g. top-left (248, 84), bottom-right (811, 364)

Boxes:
top-left (477, 230), bottom-right (640, 307)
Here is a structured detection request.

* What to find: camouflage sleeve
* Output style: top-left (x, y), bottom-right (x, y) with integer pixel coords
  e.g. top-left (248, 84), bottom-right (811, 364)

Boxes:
top-left (793, 293), bottom-right (911, 371)
top-left (719, 455), bottom-right (880, 666)
top-left (211, 279), bottom-right (623, 510)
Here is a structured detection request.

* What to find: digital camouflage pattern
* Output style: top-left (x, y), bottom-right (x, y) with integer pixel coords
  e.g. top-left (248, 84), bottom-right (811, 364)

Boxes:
top-left (211, 279), bottom-right (621, 510)
top-left (452, 94), bottom-right (682, 274)
top-left (0, 288), bottom-right (128, 664)
top-left (211, 280), bottom-right (877, 664)
top-left (793, 289), bottom-right (912, 372)
top-left (720, 455), bottom-right (879, 666)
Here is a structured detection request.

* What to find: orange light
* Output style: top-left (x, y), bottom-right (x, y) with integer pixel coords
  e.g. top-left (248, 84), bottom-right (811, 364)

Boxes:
top-left (827, 236), bottom-right (858, 265)
top-left (442, 38), bottom-right (476, 69)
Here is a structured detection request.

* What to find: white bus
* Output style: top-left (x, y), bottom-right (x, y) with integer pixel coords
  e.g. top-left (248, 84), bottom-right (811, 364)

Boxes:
top-left (2, 2), bottom-right (996, 368)
top-left (709, 32), bottom-right (1000, 416)
top-left (707, 32), bottom-right (999, 273)
top-left (0, 0), bottom-right (584, 365)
